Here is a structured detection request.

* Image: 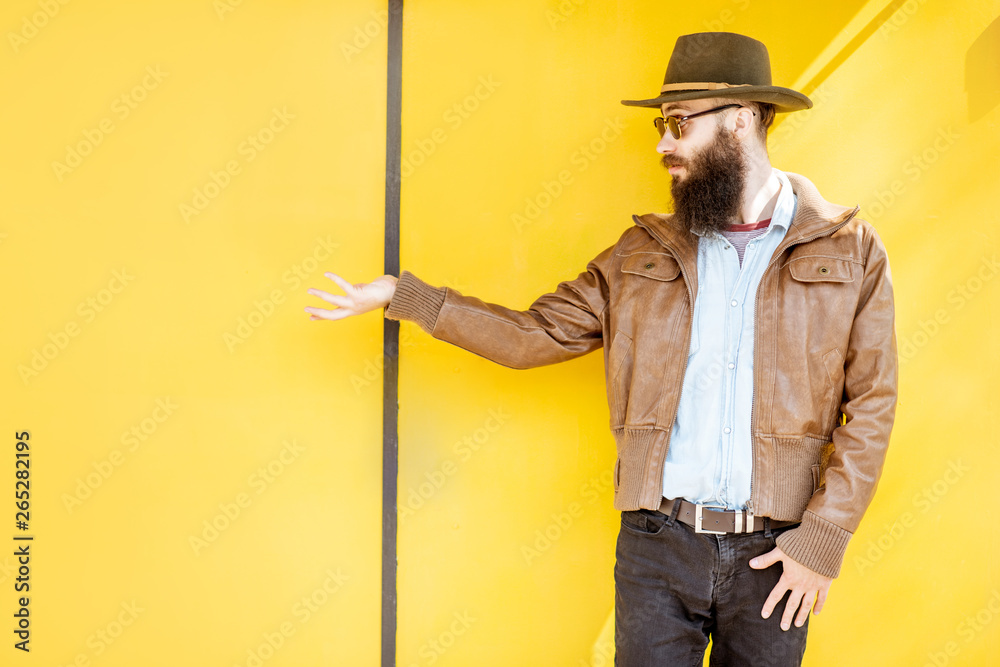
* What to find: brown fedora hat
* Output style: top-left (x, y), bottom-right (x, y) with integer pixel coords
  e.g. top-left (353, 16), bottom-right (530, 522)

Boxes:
top-left (621, 32), bottom-right (811, 113)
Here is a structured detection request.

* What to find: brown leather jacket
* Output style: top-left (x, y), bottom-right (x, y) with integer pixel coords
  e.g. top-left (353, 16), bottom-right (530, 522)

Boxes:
top-left (384, 171), bottom-right (898, 578)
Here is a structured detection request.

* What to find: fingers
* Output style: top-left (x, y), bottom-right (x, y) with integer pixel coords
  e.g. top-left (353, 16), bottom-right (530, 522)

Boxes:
top-left (324, 271), bottom-right (354, 293)
top-left (305, 273), bottom-right (355, 322)
top-left (794, 591), bottom-right (815, 627)
top-left (306, 272), bottom-right (393, 320)
top-left (304, 306), bottom-right (351, 321)
top-left (749, 547), bottom-right (779, 569)
top-left (306, 287), bottom-right (349, 307)
top-left (760, 577), bottom-right (788, 621)
top-left (814, 586), bottom-right (828, 614)
top-left (780, 589), bottom-right (803, 631)
top-left (765, 583), bottom-right (824, 631)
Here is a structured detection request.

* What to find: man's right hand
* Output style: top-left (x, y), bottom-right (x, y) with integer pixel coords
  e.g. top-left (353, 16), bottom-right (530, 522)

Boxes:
top-left (305, 272), bottom-right (398, 321)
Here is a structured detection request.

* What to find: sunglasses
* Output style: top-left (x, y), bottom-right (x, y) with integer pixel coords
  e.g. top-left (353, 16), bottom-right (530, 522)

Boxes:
top-left (654, 104), bottom-right (753, 140)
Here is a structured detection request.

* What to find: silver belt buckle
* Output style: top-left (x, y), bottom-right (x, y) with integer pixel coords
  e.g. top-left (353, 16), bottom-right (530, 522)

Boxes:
top-left (694, 503), bottom-right (728, 534)
top-left (741, 508), bottom-right (755, 533)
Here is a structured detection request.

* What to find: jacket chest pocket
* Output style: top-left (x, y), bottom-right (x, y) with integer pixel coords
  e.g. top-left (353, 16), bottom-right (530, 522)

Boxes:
top-left (617, 252), bottom-right (684, 319)
top-left (778, 253), bottom-right (858, 428)
top-left (618, 251), bottom-right (692, 354)
top-left (783, 254), bottom-right (857, 331)
top-left (783, 254), bottom-right (857, 336)
top-left (620, 252), bottom-right (681, 282)
top-left (786, 255), bottom-right (854, 284)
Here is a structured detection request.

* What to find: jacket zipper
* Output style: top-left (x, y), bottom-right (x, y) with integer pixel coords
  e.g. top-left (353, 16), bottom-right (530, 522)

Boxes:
top-left (747, 208), bottom-right (860, 515)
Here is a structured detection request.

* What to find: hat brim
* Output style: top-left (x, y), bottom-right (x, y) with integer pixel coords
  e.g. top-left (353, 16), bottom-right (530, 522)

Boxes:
top-left (621, 86), bottom-right (812, 113)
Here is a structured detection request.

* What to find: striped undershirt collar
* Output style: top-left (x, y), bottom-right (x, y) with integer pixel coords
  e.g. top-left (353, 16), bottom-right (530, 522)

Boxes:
top-left (723, 217), bottom-right (772, 232)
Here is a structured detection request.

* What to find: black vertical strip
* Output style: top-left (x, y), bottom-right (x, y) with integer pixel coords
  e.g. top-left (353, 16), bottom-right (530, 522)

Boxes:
top-left (382, 1), bottom-right (403, 666)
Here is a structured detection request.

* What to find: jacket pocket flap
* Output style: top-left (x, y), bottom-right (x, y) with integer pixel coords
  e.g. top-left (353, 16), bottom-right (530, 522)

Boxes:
top-left (620, 253), bottom-right (680, 281)
top-left (787, 256), bottom-right (854, 283)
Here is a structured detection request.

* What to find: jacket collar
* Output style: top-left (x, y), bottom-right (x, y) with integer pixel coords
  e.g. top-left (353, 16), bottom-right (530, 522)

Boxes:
top-left (632, 171), bottom-right (861, 261)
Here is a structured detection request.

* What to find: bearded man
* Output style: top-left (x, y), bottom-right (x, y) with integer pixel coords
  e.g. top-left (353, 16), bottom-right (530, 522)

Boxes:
top-left (306, 31), bottom-right (898, 666)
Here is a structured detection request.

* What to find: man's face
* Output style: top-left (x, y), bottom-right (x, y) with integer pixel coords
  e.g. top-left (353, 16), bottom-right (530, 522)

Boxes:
top-left (657, 98), bottom-right (749, 236)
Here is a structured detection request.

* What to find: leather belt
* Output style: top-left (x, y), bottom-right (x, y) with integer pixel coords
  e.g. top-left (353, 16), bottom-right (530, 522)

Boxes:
top-left (657, 497), bottom-right (799, 535)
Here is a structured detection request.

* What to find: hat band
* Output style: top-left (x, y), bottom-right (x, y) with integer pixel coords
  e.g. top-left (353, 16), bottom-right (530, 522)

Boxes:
top-left (659, 81), bottom-right (754, 94)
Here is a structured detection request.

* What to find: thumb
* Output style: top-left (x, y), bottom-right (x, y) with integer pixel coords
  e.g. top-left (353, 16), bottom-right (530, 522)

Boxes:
top-left (749, 547), bottom-right (781, 569)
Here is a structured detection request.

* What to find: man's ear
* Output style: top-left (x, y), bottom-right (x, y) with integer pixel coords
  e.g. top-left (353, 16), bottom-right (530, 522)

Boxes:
top-left (732, 106), bottom-right (756, 141)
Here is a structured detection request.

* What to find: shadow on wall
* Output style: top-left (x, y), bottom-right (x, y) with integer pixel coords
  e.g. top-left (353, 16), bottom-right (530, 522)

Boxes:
top-left (966, 14), bottom-right (1000, 123)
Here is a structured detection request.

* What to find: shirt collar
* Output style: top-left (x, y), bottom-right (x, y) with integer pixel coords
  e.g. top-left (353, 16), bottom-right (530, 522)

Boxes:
top-left (770, 167), bottom-right (796, 233)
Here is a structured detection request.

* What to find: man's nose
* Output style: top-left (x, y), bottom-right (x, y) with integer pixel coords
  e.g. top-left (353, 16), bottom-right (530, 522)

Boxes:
top-left (656, 132), bottom-right (677, 154)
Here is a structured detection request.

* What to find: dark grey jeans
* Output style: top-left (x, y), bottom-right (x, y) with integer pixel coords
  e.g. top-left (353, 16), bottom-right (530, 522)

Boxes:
top-left (615, 507), bottom-right (809, 666)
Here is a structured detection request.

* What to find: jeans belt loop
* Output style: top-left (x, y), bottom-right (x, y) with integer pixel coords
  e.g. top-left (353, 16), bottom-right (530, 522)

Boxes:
top-left (665, 495), bottom-right (683, 527)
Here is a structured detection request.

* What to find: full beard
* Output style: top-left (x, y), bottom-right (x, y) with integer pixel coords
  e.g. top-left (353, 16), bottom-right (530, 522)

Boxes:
top-left (662, 123), bottom-right (748, 236)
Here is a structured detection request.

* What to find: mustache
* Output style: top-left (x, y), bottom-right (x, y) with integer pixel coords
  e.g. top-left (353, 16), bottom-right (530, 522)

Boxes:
top-left (660, 155), bottom-right (685, 169)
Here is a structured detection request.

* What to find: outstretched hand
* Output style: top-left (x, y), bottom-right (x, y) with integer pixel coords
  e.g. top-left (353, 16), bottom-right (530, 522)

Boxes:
top-left (305, 272), bottom-right (398, 321)
top-left (749, 546), bottom-right (832, 631)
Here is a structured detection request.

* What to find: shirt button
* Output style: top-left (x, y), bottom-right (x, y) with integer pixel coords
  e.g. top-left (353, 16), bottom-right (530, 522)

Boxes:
top-left (724, 427), bottom-right (732, 434)
top-left (728, 362), bottom-right (735, 369)
top-left (731, 299), bottom-right (738, 307)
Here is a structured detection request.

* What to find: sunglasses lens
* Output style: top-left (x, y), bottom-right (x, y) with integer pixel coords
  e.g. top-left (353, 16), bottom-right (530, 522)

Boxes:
top-left (655, 117), bottom-right (681, 139)
top-left (667, 117), bottom-right (681, 140)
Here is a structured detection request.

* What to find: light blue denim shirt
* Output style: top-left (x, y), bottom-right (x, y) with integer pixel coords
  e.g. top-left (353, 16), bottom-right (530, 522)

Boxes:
top-left (661, 167), bottom-right (798, 510)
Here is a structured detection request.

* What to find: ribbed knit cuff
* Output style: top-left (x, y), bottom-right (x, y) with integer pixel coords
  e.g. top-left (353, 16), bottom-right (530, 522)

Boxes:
top-left (774, 510), bottom-right (852, 579)
top-left (383, 270), bottom-right (447, 334)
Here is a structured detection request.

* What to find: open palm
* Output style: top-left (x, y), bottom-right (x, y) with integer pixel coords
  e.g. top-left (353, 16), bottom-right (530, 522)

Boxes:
top-left (305, 271), bottom-right (398, 321)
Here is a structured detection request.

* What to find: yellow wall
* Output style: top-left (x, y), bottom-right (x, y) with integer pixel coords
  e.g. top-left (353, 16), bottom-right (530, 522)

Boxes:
top-left (2, 1), bottom-right (998, 665)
